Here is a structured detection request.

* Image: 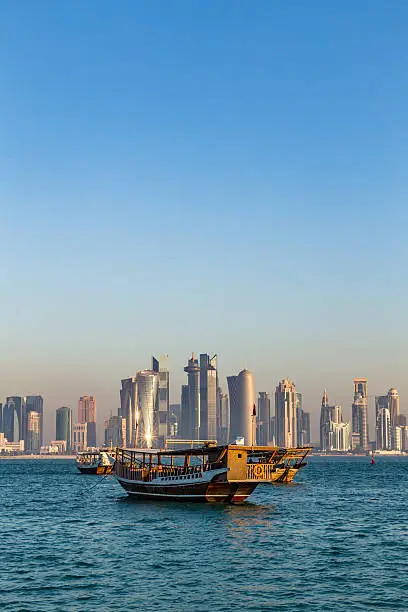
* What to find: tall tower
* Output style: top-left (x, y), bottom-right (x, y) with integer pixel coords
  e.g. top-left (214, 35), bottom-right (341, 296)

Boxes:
top-left (120, 377), bottom-right (137, 447)
top-left (199, 354), bottom-right (217, 440)
top-left (275, 379), bottom-right (297, 447)
top-left (352, 378), bottom-right (368, 451)
top-left (320, 390), bottom-right (329, 451)
top-left (296, 393), bottom-right (303, 447)
top-left (257, 392), bottom-right (271, 446)
top-left (26, 411), bottom-right (41, 454)
top-left (3, 397), bottom-right (23, 443)
top-left (180, 385), bottom-right (190, 439)
top-left (78, 396), bottom-right (97, 447)
top-left (377, 407), bottom-right (391, 450)
top-left (184, 354), bottom-right (200, 440)
top-left (24, 396), bottom-right (44, 446)
top-left (387, 388), bottom-right (400, 427)
top-left (56, 406), bottom-right (72, 452)
top-left (135, 370), bottom-right (159, 448)
top-left (152, 355), bottom-right (170, 446)
top-left (228, 369), bottom-right (256, 445)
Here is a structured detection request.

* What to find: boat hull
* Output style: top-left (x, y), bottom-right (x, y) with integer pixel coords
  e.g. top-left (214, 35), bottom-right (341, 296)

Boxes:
top-left (76, 464), bottom-right (113, 475)
top-left (117, 477), bottom-right (258, 503)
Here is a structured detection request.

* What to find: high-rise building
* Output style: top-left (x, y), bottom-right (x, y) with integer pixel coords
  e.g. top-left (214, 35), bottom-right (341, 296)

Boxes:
top-left (73, 423), bottom-right (88, 452)
top-left (296, 393), bottom-right (303, 447)
top-left (168, 403), bottom-right (181, 439)
top-left (320, 390), bottom-right (350, 452)
top-left (120, 377), bottom-right (137, 447)
top-left (391, 426), bottom-right (402, 452)
top-left (104, 415), bottom-right (126, 447)
top-left (270, 416), bottom-right (276, 445)
top-left (227, 369), bottom-right (256, 445)
top-left (78, 396), bottom-right (97, 447)
top-left (257, 392), bottom-right (271, 446)
top-left (56, 406), bottom-right (72, 452)
top-left (216, 389), bottom-right (229, 444)
top-left (352, 378), bottom-right (368, 451)
top-left (387, 388), bottom-right (400, 427)
top-left (3, 397), bottom-right (23, 443)
top-left (184, 354), bottom-right (200, 440)
top-left (24, 396), bottom-right (44, 446)
top-left (275, 379), bottom-right (297, 447)
top-left (377, 407), bottom-right (391, 450)
top-left (26, 411), bottom-right (41, 454)
top-left (0, 402), bottom-right (2, 434)
top-left (180, 385), bottom-right (190, 439)
top-left (136, 370), bottom-right (159, 448)
top-left (200, 354), bottom-right (217, 440)
top-left (152, 355), bottom-right (170, 445)
top-left (302, 412), bottom-right (311, 445)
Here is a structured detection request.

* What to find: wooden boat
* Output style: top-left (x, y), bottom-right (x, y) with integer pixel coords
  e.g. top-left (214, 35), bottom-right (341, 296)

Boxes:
top-left (75, 450), bottom-right (114, 475)
top-left (114, 444), bottom-right (311, 503)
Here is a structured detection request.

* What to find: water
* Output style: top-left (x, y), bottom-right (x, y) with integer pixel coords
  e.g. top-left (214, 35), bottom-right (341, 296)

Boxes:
top-left (0, 456), bottom-right (407, 611)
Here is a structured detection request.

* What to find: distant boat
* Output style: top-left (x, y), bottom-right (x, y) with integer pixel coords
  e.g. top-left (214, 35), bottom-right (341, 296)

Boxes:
top-left (113, 444), bottom-right (312, 503)
top-left (75, 450), bottom-right (114, 475)
top-left (371, 454), bottom-right (375, 465)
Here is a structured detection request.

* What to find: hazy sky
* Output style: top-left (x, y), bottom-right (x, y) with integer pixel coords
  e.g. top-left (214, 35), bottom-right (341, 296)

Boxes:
top-left (1, 1), bottom-right (407, 441)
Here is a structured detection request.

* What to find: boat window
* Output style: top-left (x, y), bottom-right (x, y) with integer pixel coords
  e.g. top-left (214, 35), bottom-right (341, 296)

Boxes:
top-left (238, 454), bottom-right (242, 458)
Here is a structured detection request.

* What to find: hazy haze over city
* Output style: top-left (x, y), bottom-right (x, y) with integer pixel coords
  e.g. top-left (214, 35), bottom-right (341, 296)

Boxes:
top-left (1, 1), bottom-right (407, 442)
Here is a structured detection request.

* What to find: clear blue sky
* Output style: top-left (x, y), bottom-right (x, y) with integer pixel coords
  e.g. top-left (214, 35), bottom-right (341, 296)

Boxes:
top-left (1, 1), bottom-right (407, 441)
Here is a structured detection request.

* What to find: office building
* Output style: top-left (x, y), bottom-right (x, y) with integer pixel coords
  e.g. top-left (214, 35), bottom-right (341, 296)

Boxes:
top-left (320, 390), bottom-right (350, 452)
top-left (184, 354), bottom-right (200, 439)
top-left (200, 354), bottom-right (217, 440)
top-left (104, 415), bottom-right (126, 447)
top-left (78, 396), bottom-right (97, 447)
top-left (168, 403), bottom-right (181, 439)
top-left (217, 388), bottom-right (229, 444)
top-left (72, 423), bottom-right (88, 452)
top-left (302, 412), bottom-right (311, 445)
top-left (391, 426), bottom-right (402, 452)
top-left (377, 407), bottom-right (391, 451)
top-left (152, 355), bottom-right (170, 445)
top-left (257, 392), bottom-right (271, 446)
top-left (56, 407), bottom-right (72, 452)
top-left (352, 378), bottom-right (369, 451)
top-left (26, 411), bottom-right (41, 454)
top-left (227, 369), bottom-right (256, 445)
top-left (24, 396), bottom-right (44, 446)
top-left (3, 397), bottom-right (23, 443)
top-left (136, 370), bottom-right (159, 448)
top-left (275, 379), bottom-right (297, 447)
top-left (296, 393), bottom-right (303, 447)
top-left (120, 376), bottom-right (137, 447)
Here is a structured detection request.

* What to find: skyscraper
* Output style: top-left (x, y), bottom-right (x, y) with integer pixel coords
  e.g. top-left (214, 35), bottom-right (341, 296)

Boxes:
top-left (216, 388), bottom-right (229, 444)
top-left (24, 396), bottom-right (44, 446)
top-left (78, 396), bottom-right (97, 447)
top-left (136, 370), bottom-right (159, 448)
top-left (56, 406), bottom-right (72, 452)
top-left (26, 411), bottom-right (41, 454)
top-left (120, 377), bottom-right (137, 447)
top-left (152, 355), bottom-right (170, 445)
top-left (302, 412), bottom-right (311, 445)
top-left (199, 354), bottom-right (217, 440)
top-left (104, 415), bottom-right (126, 447)
top-left (184, 354), bottom-right (200, 440)
top-left (257, 391), bottom-right (271, 446)
top-left (320, 390), bottom-right (349, 451)
top-left (387, 388), bottom-right (400, 427)
top-left (296, 393), bottom-right (303, 447)
top-left (377, 407), bottom-right (391, 450)
top-left (227, 369), bottom-right (255, 445)
top-left (3, 397), bottom-right (23, 443)
top-left (275, 379), bottom-right (297, 447)
top-left (352, 378), bottom-right (368, 451)
top-left (180, 385), bottom-right (190, 439)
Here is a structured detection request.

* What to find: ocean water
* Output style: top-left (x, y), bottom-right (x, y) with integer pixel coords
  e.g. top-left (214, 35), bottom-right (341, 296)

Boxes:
top-left (0, 456), bottom-right (407, 611)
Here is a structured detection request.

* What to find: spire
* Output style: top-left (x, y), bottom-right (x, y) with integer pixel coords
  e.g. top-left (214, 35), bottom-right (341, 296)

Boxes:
top-left (322, 389), bottom-right (328, 407)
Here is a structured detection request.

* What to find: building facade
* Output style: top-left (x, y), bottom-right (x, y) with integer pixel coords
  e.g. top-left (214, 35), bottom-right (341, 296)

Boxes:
top-left (227, 369), bottom-right (255, 446)
top-left (26, 410), bottom-right (41, 454)
top-left (152, 355), bottom-right (169, 445)
top-left (78, 396), bottom-right (97, 447)
top-left (302, 412), bottom-right (311, 445)
top-left (24, 396), bottom-right (44, 446)
top-left (216, 388), bottom-right (229, 444)
top-left (72, 423), bottom-right (88, 452)
top-left (120, 377), bottom-right (137, 447)
top-left (104, 415), bottom-right (126, 447)
top-left (184, 354), bottom-right (200, 440)
top-left (376, 407), bottom-right (391, 450)
top-left (352, 378), bottom-right (369, 451)
top-left (257, 392), bottom-right (271, 446)
top-left (199, 354), bottom-right (217, 440)
top-left (275, 379), bottom-right (297, 447)
top-left (56, 406), bottom-right (72, 452)
top-left (135, 370), bottom-right (159, 448)
top-left (3, 397), bottom-right (23, 443)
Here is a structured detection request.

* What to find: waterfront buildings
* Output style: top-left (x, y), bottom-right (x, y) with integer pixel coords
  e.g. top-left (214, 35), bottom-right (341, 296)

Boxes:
top-left (152, 355), bottom-right (169, 446)
top-left (275, 379), bottom-right (297, 447)
top-left (199, 354), bottom-right (217, 440)
top-left (78, 396), bottom-right (97, 447)
top-left (257, 391), bottom-right (271, 446)
top-left (56, 407), bottom-right (72, 452)
top-left (320, 391), bottom-right (351, 452)
top-left (26, 410), bottom-right (41, 454)
top-left (375, 388), bottom-right (402, 450)
top-left (72, 423), bottom-right (88, 452)
top-left (120, 376), bottom-right (137, 447)
top-left (104, 415), bottom-right (126, 447)
top-left (0, 432), bottom-right (24, 453)
top-left (228, 369), bottom-right (256, 445)
top-left (136, 370), bottom-right (159, 448)
top-left (24, 396), bottom-right (44, 446)
top-left (352, 378), bottom-right (369, 451)
top-left (184, 354), bottom-right (200, 440)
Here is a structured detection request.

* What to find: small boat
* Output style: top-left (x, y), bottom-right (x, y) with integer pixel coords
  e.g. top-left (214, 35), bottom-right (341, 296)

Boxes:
top-left (114, 444), bottom-right (311, 503)
top-left (75, 450), bottom-right (114, 475)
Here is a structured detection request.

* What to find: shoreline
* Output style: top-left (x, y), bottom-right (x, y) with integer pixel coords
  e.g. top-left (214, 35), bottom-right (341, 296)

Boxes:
top-left (0, 455), bottom-right (76, 460)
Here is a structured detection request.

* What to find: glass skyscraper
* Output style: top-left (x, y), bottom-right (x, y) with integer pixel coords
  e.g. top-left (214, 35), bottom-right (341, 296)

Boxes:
top-left (56, 406), bottom-right (72, 452)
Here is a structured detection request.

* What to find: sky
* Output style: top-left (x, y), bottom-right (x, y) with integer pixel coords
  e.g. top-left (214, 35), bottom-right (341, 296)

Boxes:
top-left (1, 1), bottom-right (407, 442)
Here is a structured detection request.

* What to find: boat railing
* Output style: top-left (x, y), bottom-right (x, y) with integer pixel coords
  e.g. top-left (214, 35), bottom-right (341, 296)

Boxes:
top-left (115, 461), bottom-right (224, 482)
top-left (246, 462), bottom-right (278, 481)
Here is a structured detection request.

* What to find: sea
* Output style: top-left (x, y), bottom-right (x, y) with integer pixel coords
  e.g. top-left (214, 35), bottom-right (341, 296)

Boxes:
top-left (0, 456), bottom-right (407, 611)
